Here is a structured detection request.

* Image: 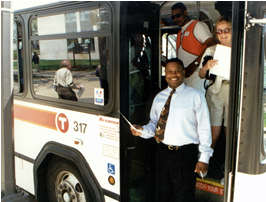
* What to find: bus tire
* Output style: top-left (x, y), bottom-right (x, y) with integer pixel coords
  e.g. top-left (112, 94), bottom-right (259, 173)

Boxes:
top-left (46, 159), bottom-right (93, 202)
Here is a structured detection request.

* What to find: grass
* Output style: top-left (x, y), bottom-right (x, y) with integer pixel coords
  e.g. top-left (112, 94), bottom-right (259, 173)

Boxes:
top-left (13, 51), bottom-right (18, 60)
top-left (13, 59), bottom-right (100, 71)
top-left (13, 61), bottom-right (18, 69)
top-left (39, 59), bottom-right (99, 71)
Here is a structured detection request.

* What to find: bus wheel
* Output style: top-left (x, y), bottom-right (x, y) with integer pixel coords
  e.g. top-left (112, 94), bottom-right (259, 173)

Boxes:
top-left (46, 159), bottom-right (89, 202)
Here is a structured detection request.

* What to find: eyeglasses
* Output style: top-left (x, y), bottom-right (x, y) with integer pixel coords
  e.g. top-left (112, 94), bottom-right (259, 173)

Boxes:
top-left (171, 13), bottom-right (182, 20)
top-left (216, 28), bottom-right (231, 35)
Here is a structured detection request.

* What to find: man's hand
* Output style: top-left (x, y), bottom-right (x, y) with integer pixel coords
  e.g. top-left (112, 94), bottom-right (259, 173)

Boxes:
top-left (130, 124), bottom-right (143, 136)
top-left (194, 161), bottom-right (208, 178)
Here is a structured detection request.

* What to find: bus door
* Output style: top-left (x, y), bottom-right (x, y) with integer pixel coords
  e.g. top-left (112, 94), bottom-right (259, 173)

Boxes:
top-left (119, 2), bottom-right (160, 202)
top-left (159, 2), bottom-right (235, 202)
top-left (231, 2), bottom-right (266, 202)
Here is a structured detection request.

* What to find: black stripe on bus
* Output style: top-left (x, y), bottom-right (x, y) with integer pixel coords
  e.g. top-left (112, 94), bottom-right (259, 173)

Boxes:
top-left (103, 188), bottom-right (120, 201)
top-left (15, 152), bottom-right (35, 164)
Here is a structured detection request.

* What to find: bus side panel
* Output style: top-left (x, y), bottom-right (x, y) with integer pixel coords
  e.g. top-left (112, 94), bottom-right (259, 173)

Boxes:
top-left (105, 196), bottom-right (119, 202)
top-left (233, 172), bottom-right (266, 202)
top-left (14, 157), bottom-right (35, 194)
top-left (14, 99), bottom-right (120, 197)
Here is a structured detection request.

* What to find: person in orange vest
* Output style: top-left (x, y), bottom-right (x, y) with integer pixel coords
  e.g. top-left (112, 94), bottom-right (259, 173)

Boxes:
top-left (172, 2), bottom-right (216, 93)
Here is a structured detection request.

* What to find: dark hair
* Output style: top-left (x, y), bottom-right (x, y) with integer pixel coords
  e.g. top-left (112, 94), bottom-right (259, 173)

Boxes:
top-left (171, 3), bottom-right (187, 12)
top-left (166, 58), bottom-right (184, 69)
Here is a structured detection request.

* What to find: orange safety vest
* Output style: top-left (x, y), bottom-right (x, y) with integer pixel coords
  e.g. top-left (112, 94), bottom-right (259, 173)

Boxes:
top-left (176, 20), bottom-right (207, 56)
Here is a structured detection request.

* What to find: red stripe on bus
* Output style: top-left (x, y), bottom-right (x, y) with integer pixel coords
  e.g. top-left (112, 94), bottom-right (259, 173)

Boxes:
top-left (196, 181), bottom-right (224, 196)
top-left (14, 104), bottom-right (57, 130)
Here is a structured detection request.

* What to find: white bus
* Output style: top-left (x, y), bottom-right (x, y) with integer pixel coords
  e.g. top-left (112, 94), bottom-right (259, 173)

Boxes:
top-left (11, 1), bottom-right (266, 202)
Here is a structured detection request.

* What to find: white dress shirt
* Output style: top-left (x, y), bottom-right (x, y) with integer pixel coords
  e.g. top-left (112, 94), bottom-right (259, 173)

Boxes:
top-left (141, 83), bottom-right (213, 163)
top-left (54, 67), bottom-right (74, 87)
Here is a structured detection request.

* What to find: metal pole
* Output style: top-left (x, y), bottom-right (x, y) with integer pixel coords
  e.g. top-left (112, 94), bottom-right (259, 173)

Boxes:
top-left (1, 0), bottom-right (16, 195)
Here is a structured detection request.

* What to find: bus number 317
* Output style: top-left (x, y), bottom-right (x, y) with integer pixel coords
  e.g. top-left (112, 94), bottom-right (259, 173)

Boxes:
top-left (73, 121), bottom-right (87, 134)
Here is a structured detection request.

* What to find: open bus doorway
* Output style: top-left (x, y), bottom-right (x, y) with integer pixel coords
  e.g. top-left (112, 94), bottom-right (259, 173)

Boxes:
top-left (121, 1), bottom-right (232, 202)
top-left (122, 1), bottom-right (236, 202)
top-left (159, 2), bottom-right (235, 202)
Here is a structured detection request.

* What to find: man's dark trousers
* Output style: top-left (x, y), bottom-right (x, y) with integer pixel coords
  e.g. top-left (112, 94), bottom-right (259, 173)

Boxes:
top-left (156, 143), bottom-right (199, 202)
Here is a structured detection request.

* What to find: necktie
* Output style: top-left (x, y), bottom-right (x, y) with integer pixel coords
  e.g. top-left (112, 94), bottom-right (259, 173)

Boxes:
top-left (154, 88), bottom-right (175, 143)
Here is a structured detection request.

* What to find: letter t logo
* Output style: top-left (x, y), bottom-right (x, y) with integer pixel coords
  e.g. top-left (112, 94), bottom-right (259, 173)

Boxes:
top-left (56, 113), bottom-right (69, 133)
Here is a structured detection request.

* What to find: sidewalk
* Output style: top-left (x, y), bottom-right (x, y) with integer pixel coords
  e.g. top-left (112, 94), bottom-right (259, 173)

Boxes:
top-left (1, 192), bottom-right (37, 202)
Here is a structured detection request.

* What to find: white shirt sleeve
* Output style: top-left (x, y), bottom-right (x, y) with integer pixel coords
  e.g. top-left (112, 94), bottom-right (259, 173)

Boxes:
top-left (195, 92), bottom-right (213, 163)
top-left (140, 96), bottom-right (158, 139)
top-left (53, 72), bottom-right (58, 86)
top-left (65, 69), bottom-right (73, 86)
top-left (194, 21), bottom-right (213, 44)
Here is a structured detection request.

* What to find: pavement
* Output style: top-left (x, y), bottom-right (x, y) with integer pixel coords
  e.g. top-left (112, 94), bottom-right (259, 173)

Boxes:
top-left (1, 192), bottom-right (37, 202)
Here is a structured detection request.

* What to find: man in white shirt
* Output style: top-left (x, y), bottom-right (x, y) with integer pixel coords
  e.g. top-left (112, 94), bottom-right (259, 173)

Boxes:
top-left (54, 60), bottom-right (80, 101)
top-left (172, 2), bottom-right (216, 94)
top-left (131, 58), bottom-right (213, 202)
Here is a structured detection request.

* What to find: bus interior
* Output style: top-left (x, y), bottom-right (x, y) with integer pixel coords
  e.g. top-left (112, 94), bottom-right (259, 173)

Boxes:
top-left (120, 2), bottom-right (234, 202)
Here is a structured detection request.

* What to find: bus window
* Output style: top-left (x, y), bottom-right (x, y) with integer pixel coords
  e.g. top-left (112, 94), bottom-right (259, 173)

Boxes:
top-left (13, 21), bottom-right (24, 94)
top-left (127, 32), bottom-right (159, 202)
top-left (31, 8), bottom-right (110, 36)
top-left (30, 6), bottom-right (111, 105)
top-left (129, 33), bottom-right (153, 123)
top-left (161, 33), bottom-right (177, 61)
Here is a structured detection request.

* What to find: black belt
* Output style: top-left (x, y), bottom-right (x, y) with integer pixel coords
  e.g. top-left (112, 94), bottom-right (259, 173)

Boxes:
top-left (159, 143), bottom-right (198, 151)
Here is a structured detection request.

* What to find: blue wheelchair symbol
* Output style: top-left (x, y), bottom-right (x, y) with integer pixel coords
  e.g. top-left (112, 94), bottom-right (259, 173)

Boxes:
top-left (107, 163), bottom-right (115, 175)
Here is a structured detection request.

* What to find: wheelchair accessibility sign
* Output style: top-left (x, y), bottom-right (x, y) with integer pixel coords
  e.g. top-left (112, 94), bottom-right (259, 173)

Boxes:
top-left (107, 163), bottom-right (115, 175)
top-left (94, 88), bottom-right (104, 106)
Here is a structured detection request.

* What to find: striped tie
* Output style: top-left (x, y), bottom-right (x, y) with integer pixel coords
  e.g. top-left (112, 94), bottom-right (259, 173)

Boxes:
top-left (154, 88), bottom-right (175, 143)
